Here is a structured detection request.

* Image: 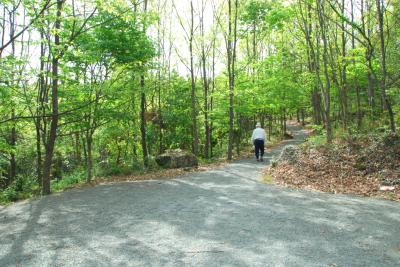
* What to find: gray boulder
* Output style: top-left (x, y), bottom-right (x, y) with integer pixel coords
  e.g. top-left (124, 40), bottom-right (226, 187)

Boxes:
top-left (278, 145), bottom-right (300, 164)
top-left (155, 149), bottom-right (198, 168)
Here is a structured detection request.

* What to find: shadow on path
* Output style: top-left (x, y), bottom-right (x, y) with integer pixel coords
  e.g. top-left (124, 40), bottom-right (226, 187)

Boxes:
top-left (1, 124), bottom-right (399, 266)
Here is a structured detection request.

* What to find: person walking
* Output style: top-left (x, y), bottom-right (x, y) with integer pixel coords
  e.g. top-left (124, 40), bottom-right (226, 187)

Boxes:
top-left (251, 122), bottom-right (266, 162)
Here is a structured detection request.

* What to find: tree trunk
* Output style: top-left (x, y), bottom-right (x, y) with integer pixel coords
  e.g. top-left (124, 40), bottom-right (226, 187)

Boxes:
top-left (376, 0), bottom-right (396, 132)
top-left (86, 131), bottom-right (93, 182)
top-left (340, 0), bottom-right (348, 126)
top-left (189, 1), bottom-right (199, 156)
top-left (75, 132), bottom-right (81, 163)
top-left (8, 7), bottom-right (17, 185)
top-left (227, 0), bottom-right (238, 160)
top-left (301, 2), bottom-right (322, 125)
top-left (140, 0), bottom-right (149, 168)
top-left (35, 117), bottom-right (42, 183)
top-left (200, 0), bottom-right (210, 159)
top-left (140, 75), bottom-right (149, 168)
top-left (9, 110), bottom-right (16, 184)
top-left (35, 17), bottom-right (47, 184)
top-left (210, 33), bottom-right (216, 158)
top-left (317, 0), bottom-right (333, 142)
top-left (42, 0), bottom-right (63, 195)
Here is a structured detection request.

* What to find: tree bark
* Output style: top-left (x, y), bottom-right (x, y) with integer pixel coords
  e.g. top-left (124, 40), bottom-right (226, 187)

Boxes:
top-left (140, 75), bottom-right (149, 168)
top-left (340, 0), bottom-right (348, 126)
top-left (200, 0), bottom-right (210, 159)
top-left (140, 0), bottom-right (149, 168)
top-left (189, 0), bottom-right (199, 156)
top-left (317, 0), bottom-right (333, 142)
top-left (227, 0), bottom-right (238, 160)
top-left (42, 0), bottom-right (64, 195)
top-left (376, 0), bottom-right (396, 132)
top-left (7, 3), bottom-right (17, 185)
top-left (86, 131), bottom-right (93, 181)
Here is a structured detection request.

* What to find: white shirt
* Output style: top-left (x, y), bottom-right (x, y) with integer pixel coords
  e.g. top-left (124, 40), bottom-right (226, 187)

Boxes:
top-left (252, 127), bottom-right (266, 142)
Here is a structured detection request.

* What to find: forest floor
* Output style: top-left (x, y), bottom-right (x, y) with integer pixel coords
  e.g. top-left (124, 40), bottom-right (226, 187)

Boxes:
top-left (1, 123), bottom-right (400, 266)
top-left (266, 127), bottom-right (400, 201)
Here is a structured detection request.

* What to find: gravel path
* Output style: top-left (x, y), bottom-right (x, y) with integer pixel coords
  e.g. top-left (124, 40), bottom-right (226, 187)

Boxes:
top-left (1, 124), bottom-right (400, 266)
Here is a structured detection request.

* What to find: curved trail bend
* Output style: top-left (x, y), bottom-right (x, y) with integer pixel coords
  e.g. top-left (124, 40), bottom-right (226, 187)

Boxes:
top-left (1, 124), bottom-right (400, 266)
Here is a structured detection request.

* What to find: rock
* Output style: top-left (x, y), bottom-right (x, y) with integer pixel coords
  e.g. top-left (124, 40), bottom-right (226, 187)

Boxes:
top-left (379, 185), bottom-right (395, 191)
top-left (155, 149), bottom-right (198, 169)
top-left (278, 145), bottom-right (299, 164)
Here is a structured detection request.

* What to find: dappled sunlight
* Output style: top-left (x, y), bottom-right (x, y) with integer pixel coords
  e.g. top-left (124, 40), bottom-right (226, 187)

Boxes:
top-left (1, 125), bottom-right (399, 266)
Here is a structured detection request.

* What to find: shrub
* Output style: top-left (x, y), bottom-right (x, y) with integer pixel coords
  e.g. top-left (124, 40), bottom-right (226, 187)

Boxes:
top-left (306, 132), bottom-right (327, 148)
top-left (0, 186), bottom-right (18, 203)
top-left (0, 175), bottom-right (38, 204)
top-left (51, 171), bottom-right (85, 192)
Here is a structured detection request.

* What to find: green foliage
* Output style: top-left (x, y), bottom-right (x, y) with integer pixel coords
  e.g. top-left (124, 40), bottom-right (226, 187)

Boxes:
top-left (305, 132), bottom-right (327, 148)
top-left (0, 186), bottom-right (18, 204)
top-left (0, 175), bottom-right (38, 204)
top-left (51, 172), bottom-right (85, 192)
top-left (97, 163), bottom-right (135, 177)
top-left (241, 0), bottom-right (290, 31)
top-left (1, 0), bottom-right (399, 203)
top-left (92, 10), bottom-right (156, 65)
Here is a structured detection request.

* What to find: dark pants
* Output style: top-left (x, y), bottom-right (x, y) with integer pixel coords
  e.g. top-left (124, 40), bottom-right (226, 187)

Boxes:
top-left (254, 139), bottom-right (265, 159)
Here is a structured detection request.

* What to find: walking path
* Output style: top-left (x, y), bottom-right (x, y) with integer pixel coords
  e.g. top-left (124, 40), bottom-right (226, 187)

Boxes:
top-left (1, 124), bottom-right (399, 266)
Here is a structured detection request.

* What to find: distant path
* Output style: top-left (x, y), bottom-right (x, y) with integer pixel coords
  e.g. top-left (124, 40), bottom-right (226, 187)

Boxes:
top-left (1, 123), bottom-right (400, 266)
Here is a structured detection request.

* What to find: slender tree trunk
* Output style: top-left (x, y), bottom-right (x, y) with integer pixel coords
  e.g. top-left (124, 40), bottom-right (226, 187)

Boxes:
top-left (252, 19), bottom-right (257, 78)
top-left (202, 60), bottom-right (210, 159)
top-left (140, 0), bottom-right (149, 168)
top-left (156, 0), bottom-right (164, 154)
top-left (301, 109), bottom-right (305, 126)
top-left (301, 2), bottom-right (322, 125)
top-left (35, 118), bottom-right (42, 182)
top-left (35, 12), bottom-right (47, 183)
top-left (200, 0), bottom-right (210, 159)
top-left (268, 115), bottom-right (272, 141)
top-left (210, 35), bottom-right (216, 158)
top-left (74, 132), bottom-right (81, 163)
top-left (9, 110), bottom-right (16, 185)
top-left (158, 82), bottom-right (163, 154)
top-left (376, 0), bottom-right (396, 132)
top-left (42, 0), bottom-right (63, 195)
top-left (296, 109), bottom-right (300, 123)
top-left (361, 0), bottom-right (375, 113)
top-left (82, 135), bottom-right (87, 164)
top-left (140, 75), bottom-right (149, 168)
top-left (283, 109), bottom-right (287, 133)
top-left (350, 0), bottom-right (362, 128)
top-left (340, 0), bottom-right (348, 126)
top-left (227, 0), bottom-right (238, 160)
top-left (8, 5), bottom-right (17, 185)
top-left (317, 0), bottom-right (332, 142)
top-left (86, 131), bottom-right (93, 181)
top-left (189, 1), bottom-right (199, 156)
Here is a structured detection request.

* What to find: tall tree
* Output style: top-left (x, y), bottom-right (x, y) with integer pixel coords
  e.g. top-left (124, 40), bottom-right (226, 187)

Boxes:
top-left (376, 0), bottom-right (396, 132)
top-left (316, 0), bottom-right (333, 142)
top-left (200, 0), bottom-right (211, 159)
top-left (226, 0), bottom-right (239, 160)
top-left (189, 0), bottom-right (199, 156)
top-left (42, 0), bottom-right (64, 195)
top-left (140, 0), bottom-right (149, 168)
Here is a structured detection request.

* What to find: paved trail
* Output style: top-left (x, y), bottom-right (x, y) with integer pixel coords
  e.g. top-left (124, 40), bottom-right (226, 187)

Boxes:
top-left (1, 125), bottom-right (400, 266)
